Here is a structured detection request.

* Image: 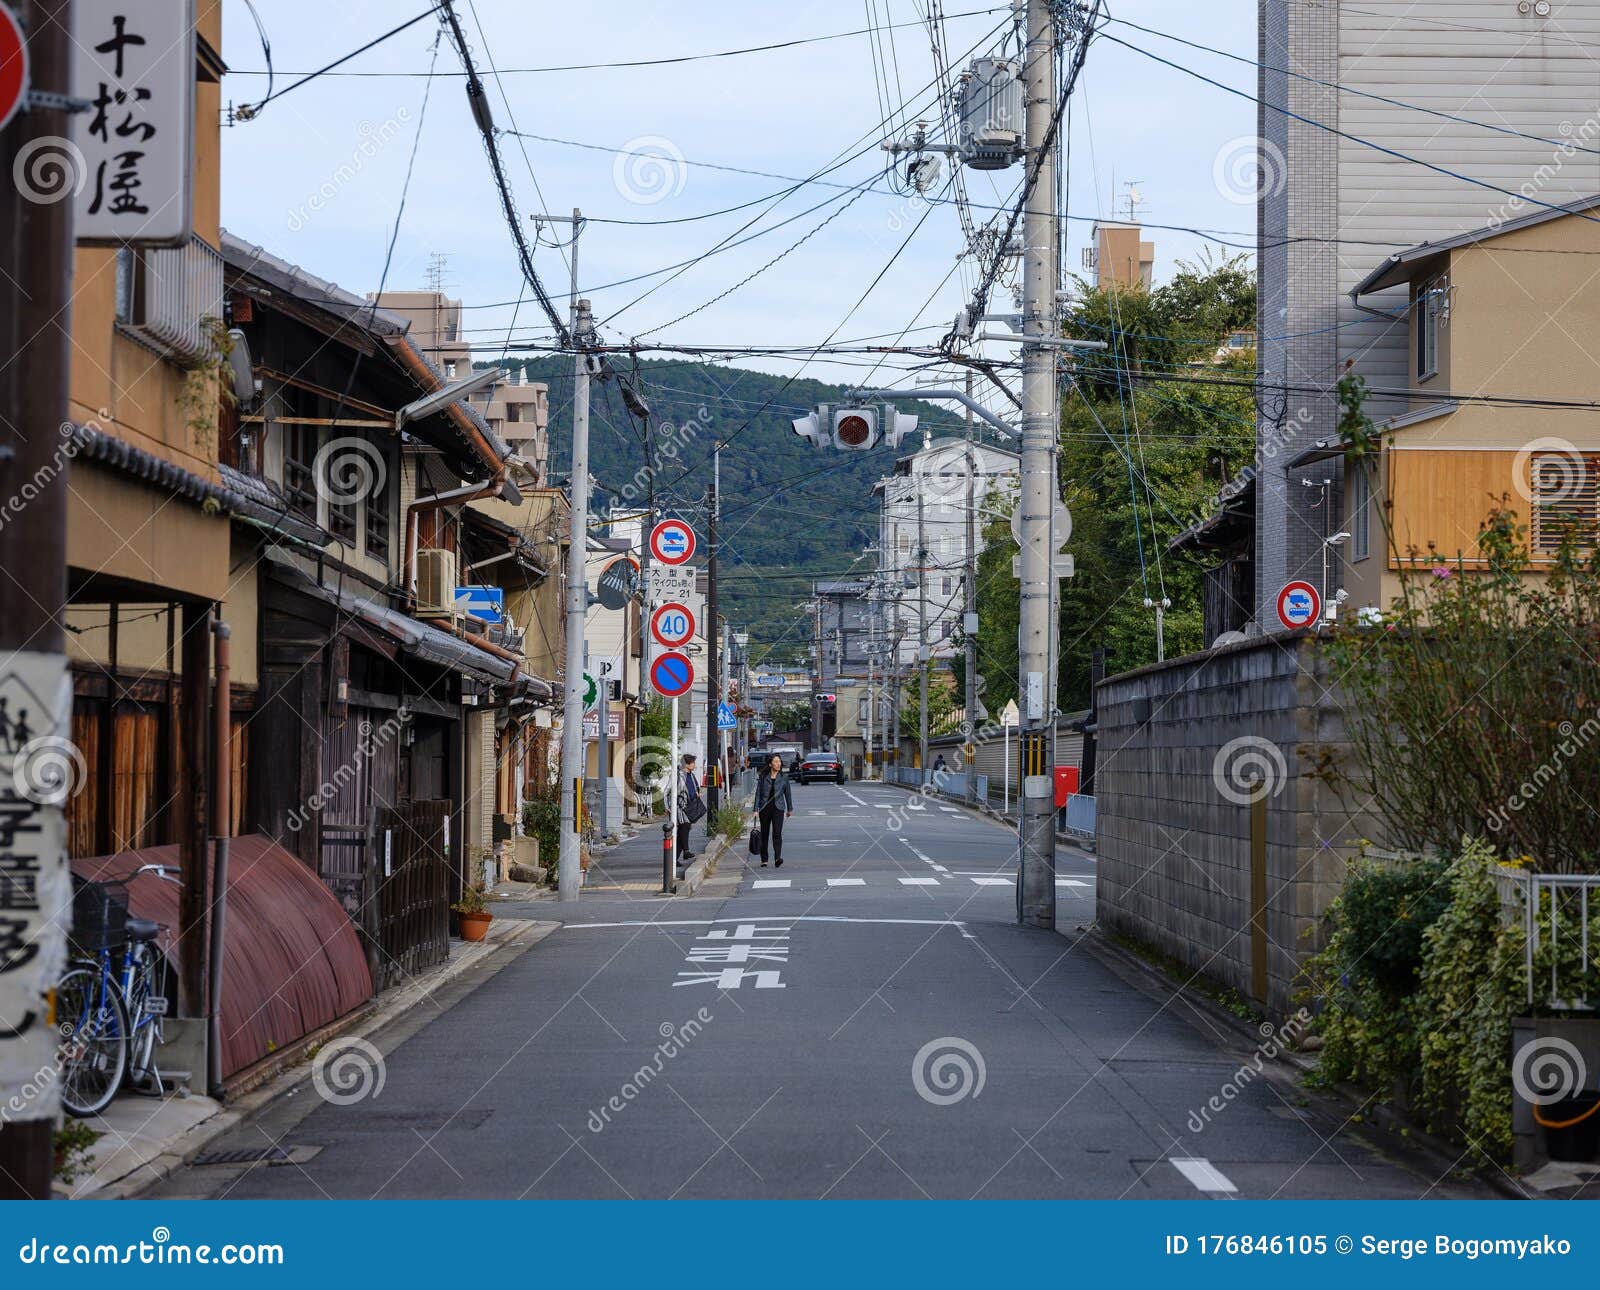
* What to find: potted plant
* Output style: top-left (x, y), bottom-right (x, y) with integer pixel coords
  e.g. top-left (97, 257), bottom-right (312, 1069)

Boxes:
top-left (452, 883), bottom-right (493, 942)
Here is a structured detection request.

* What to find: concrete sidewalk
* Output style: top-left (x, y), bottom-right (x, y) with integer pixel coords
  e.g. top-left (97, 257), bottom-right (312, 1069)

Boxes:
top-left (64, 917), bottom-right (557, 1199)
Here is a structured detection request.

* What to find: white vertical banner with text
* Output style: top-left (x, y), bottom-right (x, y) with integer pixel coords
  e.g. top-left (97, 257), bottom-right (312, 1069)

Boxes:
top-left (0, 652), bottom-right (73, 1122)
top-left (72, 0), bottom-right (196, 246)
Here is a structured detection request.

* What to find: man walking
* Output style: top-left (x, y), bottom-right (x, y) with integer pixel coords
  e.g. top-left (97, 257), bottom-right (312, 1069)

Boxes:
top-left (676, 753), bottom-right (703, 871)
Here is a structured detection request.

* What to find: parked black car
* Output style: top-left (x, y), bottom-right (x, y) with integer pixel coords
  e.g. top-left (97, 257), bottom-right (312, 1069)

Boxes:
top-left (795, 752), bottom-right (847, 784)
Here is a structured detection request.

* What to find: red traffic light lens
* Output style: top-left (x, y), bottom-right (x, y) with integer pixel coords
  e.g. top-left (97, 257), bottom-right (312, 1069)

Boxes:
top-left (836, 414), bottom-right (871, 446)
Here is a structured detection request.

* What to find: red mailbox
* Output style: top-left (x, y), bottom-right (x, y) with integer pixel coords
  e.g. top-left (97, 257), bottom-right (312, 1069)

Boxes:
top-left (1053, 766), bottom-right (1079, 809)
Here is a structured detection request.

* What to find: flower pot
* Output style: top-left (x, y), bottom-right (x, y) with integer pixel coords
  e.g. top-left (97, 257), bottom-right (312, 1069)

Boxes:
top-left (457, 911), bottom-right (492, 943)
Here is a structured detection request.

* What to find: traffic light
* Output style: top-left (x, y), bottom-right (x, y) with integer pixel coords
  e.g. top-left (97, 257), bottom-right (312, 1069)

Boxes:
top-left (791, 402), bottom-right (919, 452)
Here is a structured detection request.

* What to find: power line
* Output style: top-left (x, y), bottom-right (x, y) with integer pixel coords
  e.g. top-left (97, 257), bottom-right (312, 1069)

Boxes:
top-left (233, 4), bottom-right (442, 120)
top-left (437, 0), bottom-right (570, 345)
top-left (226, 6), bottom-right (1011, 79)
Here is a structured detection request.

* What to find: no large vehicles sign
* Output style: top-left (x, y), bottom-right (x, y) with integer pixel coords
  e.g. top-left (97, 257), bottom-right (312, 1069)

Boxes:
top-left (1276, 580), bottom-right (1321, 630)
top-left (650, 518), bottom-right (695, 566)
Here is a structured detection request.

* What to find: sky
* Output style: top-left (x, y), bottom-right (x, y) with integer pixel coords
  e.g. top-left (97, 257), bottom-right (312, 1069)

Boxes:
top-left (218, 1), bottom-right (1259, 391)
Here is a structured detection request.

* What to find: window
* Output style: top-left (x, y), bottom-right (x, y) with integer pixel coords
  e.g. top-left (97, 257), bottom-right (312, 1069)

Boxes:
top-left (1415, 276), bottom-right (1443, 381)
top-left (897, 531), bottom-right (910, 555)
top-left (283, 425), bottom-right (318, 521)
top-left (1350, 461), bottom-right (1371, 562)
top-left (941, 576), bottom-right (954, 596)
top-left (504, 403), bottom-right (521, 423)
top-left (445, 360), bottom-right (458, 380)
top-left (366, 461), bottom-right (391, 561)
top-left (1531, 452), bottom-right (1599, 553)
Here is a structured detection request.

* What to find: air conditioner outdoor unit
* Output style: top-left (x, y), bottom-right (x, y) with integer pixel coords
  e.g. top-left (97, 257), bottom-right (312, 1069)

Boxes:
top-left (415, 548), bottom-right (458, 616)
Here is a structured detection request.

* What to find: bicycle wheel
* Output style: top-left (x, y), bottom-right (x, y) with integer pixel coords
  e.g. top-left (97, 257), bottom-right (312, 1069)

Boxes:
top-left (57, 964), bottom-right (129, 1117)
top-left (123, 952), bottom-right (163, 1089)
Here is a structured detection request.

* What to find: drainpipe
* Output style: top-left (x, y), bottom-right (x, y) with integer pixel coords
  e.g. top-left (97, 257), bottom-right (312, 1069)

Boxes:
top-left (207, 620), bottom-right (231, 1099)
top-left (404, 475), bottom-right (507, 603)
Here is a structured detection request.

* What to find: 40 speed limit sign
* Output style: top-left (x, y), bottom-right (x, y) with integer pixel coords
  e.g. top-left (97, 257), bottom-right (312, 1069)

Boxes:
top-left (649, 602), bottom-right (695, 649)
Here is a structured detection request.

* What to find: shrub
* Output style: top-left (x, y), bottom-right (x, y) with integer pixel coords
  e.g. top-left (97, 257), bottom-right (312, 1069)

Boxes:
top-left (710, 801), bottom-right (744, 843)
top-left (522, 790), bottom-right (561, 880)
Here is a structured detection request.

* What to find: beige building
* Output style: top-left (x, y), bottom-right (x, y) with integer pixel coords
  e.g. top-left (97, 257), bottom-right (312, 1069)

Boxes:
top-left (1340, 197), bottom-right (1600, 613)
top-left (1085, 220), bottom-right (1154, 291)
top-left (373, 289), bottom-right (550, 478)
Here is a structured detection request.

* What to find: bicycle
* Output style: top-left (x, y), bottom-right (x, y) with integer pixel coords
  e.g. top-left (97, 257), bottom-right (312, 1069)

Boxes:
top-left (57, 869), bottom-right (174, 1118)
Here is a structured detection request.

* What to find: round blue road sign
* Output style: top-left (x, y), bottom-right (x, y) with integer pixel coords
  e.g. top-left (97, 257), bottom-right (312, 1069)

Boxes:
top-left (650, 650), bottom-right (695, 699)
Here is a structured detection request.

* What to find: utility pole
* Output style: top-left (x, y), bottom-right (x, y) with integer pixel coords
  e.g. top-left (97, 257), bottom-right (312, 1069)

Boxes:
top-left (705, 446), bottom-right (720, 832)
top-left (557, 207), bottom-right (590, 903)
top-left (963, 371), bottom-right (980, 804)
top-left (1017, 0), bottom-right (1060, 929)
top-left (917, 492), bottom-right (929, 773)
top-left (0, 0), bottom-right (75, 1199)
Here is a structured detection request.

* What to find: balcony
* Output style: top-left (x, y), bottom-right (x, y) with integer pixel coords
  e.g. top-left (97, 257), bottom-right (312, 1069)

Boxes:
top-left (115, 235), bottom-right (226, 364)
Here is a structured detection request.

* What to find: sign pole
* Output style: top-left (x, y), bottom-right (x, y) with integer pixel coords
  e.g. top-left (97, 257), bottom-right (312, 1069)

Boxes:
top-left (597, 663), bottom-right (610, 838)
top-left (0, 0), bottom-right (74, 1199)
top-left (665, 695), bottom-right (679, 893)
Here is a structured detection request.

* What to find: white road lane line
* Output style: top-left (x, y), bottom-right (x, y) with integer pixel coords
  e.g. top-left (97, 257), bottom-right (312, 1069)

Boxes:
top-left (827, 878), bottom-right (866, 887)
top-left (841, 789), bottom-right (871, 807)
top-left (752, 879), bottom-right (791, 889)
top-left (1170, 1158), bottom-right (1238, 1194)
top-left (898, 877), bottom-right (940, 886)
top-left (1056, 879), bottom-right (1092, 889)
top-left (897, 839), bottom-right (949, 874)
top-left (969, 877), bottom-right (1010, 887)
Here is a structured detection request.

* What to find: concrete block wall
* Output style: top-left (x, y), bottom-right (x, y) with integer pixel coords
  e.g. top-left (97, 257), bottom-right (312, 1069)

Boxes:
top-left (1094, 633), bottom-right (1374, 1016)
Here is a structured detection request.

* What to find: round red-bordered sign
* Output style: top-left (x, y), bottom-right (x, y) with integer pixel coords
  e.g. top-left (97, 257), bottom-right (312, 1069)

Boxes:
top-left (1276, 580), bottom-right (1321, 631)
top-left (650, 650), bottom-right (695, 699)
top-left (649, 518), bottom-right (695, 566)
top-left (0, 4), bottom-right (30, 134)
top-left (650, 601), bottom-right (695, 649)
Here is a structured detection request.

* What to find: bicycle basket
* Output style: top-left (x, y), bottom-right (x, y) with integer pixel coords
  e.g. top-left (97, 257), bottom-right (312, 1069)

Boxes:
top-left (70, 877), bottom-right (130, 954)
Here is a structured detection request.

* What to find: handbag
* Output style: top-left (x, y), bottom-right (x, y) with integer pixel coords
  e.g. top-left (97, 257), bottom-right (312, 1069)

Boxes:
top-left (682, 793), bottom-right (707, 824)
top-left (748, 825), bottom-right (761, 856)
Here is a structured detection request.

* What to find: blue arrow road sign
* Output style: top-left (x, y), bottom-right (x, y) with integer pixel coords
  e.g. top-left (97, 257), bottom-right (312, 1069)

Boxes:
top-left (453, 584), bottom-right (505, 625)
top-left (716, 702), bottom-right (736, 730)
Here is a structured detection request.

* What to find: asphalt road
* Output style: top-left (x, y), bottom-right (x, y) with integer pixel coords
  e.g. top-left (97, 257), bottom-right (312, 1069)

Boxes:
top-left (147, 782), bottom-right (1495, 1200)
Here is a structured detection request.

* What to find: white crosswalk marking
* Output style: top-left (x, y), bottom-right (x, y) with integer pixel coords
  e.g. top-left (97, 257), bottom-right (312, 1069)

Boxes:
top-left (969, 877), bottom-right (1010, 887)
top-left (898, 877), bottom-right (939, 886)
top-left (827, 878), bottom-right (866, 887)
top-left (752, 879), bottom-right (791, 889)
top-left (1170, 1157), bottom-right (1237, 1194)
top-left (1056, 878), bottom-right (1092, 889)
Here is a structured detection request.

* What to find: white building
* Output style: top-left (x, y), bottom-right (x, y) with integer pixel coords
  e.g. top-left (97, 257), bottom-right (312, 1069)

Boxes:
top-left (873, 438), bottom-right (1019, 668)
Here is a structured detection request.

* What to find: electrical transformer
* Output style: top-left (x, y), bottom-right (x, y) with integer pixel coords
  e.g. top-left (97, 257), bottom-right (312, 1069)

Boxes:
top-left (957, 58), bottom-right (1023, 170)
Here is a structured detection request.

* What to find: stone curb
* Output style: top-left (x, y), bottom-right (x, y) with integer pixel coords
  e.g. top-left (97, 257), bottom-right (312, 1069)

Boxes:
top-left (674, 821), bottom-right (744, 896)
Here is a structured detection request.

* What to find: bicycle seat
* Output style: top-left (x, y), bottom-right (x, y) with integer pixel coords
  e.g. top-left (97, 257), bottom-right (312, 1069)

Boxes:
top-left (126, 917), bottom-right (161, 942)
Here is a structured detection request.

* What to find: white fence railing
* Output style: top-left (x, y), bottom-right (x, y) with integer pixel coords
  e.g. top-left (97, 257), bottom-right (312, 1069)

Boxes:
top-left (1493, 868), bottom-right (1600, 1011)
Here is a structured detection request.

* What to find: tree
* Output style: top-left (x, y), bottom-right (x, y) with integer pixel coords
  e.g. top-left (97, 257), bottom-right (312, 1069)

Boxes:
top-left (970, 257), bottom-right (1258, 710)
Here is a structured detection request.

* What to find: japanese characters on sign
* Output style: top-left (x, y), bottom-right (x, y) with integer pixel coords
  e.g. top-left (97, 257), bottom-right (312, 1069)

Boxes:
top-left (73, 0), bottom-right (196, 246)
top-left (0, 654), bottom-right (72, 1122)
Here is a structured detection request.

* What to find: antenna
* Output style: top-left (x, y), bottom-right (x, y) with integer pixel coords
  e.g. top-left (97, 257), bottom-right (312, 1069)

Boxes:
top-left (1120, 180), bottom-right (1148, 224)
top-left (425, 252), bottom-right (450, 293)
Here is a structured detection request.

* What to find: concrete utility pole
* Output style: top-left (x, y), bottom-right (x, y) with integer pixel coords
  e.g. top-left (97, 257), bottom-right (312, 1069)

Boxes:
top-left (964, 372), bottom-right (980, 805)
top-left (0, 0), bottom-right (75, 1199)
top-left (705, 446), bottom-right (720, 832)
top-left (1017, 0), bottom-right (1060, 929)
top-left (917, 492), bottom-right (929, 773)
top-left (557, 207), bottom-right (590, 903)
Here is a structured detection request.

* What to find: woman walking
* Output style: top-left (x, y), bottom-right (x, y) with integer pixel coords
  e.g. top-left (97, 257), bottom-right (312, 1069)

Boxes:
top-left (753, 753), bottom-right (794, 868)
